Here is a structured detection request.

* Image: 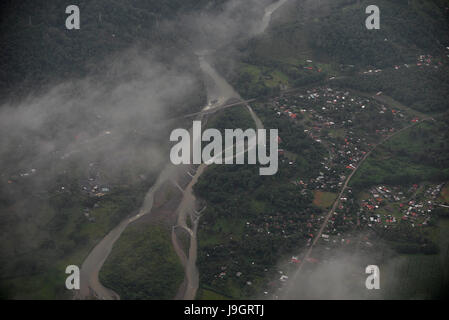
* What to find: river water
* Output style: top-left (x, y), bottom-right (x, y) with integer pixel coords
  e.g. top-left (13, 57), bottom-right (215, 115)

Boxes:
top-left (77, 0), bottom-right (289, 300)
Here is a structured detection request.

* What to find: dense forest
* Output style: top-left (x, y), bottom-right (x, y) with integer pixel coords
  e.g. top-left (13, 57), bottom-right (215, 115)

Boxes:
top-left (212, 0), bottom-right (449, 109)
top-left (308, 0), bottom-right (449, 68)
top-left (334, 66), bottom-right (449, 113)
top-left (100, 224), bottom-right (184, 300)
top-left (0, 0), bottom-right (228, 101)
top-left (1, 0), bottom-right (449, 300)
top-left (351, 117), bottom-right (449, 188)
top-left (194, 105), bottom-right (327, 298)
top-left (0, 0), bottom-right (227, 299)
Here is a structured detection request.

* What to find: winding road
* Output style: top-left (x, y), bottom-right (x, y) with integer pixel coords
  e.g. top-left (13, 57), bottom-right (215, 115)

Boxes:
top-left (284, 114), bottom-right (433, 298)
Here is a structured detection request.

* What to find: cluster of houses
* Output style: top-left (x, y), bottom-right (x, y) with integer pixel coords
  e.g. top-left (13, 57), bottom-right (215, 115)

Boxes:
top-left (241, 210), bottom-right (322, 242)
top-left (5, 167), bottom-right (38, 184)
top-left (314, 182), bottom-right (447, 253)
top-left (320, 189), bottom-right (358, 245)
top-left (358, 183), bottom-right (445, 229)
top-left (203, 84), bottom-right (447, 297)
top-left (415, 54), bottom-right (444, 69)
top-left (253, 86), bottom-right (433, 291)
top-left (80, 162), bottom-right (111, 198)
top-left (362, 54), bottom-right (444, 75)
top-left (271, 87), bottom-right (409, 194)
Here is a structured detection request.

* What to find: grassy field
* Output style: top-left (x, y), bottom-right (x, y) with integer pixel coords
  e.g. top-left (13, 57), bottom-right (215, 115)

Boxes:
top-left (440, 184), bottom-right (449, 204)
top-left (99, 223), bottom-right (184, 300)
top-left (239, 63), bottom-right (290, 88)
top-left (313, 191), bottom-right (337, 210)
top-left (351, 121), bottom-right (449, 188)
top-left (361, 184), bottom-right (449, 299)
top-left (206, 104), bottom-right (255, 132)
top-left (378, 217), bottom-right (449, 299)
top-left (0, 182), bottom-right (154, 299)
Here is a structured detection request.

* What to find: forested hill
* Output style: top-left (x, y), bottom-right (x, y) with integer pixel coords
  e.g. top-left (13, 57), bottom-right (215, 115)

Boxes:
top-left (2, 0), bottom-right (449, 104)
top-left (0, 0), bottom-right (227, 101)
top-left (307, 0), bottom-right (449, 68)
top-left (232, 0), bottom-right (449, 113)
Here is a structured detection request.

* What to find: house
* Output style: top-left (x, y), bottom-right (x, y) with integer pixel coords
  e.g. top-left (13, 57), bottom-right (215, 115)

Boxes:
top-left (280, 275), bottom-right (289, 282)
top-left (291, 256), bottom-right (300, 264)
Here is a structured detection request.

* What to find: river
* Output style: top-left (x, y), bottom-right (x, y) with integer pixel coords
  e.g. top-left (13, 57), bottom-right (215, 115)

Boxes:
top-left (77, 0), bottom-right (289, 300)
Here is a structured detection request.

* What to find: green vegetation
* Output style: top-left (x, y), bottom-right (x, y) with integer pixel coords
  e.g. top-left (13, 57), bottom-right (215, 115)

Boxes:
top-left (221, 52), bottom-right (329, 100)
top-left (313, 191), bottom-right (337, 209)
top-left (205, 104), bottom-right (254, 132)
top-left (382, 222), bottom-right (439, 255)
top-left (0, 0), bottom-right (216, 299)
top-left (0, 172), bottom-right (155, 299)
top-left (308, 0), bottom-right (449, 68)
top-left (351, 119), bottom-right (449, 188)
top-left (440, 184), bottom-right (449, 203)
top-left (3, 0), bottom-right (449, 301)
top-left (195, 102), bottom-right (326, 298)
top-left (100, 224), bottom-right (184, 300)
top-left (0, 0), bottom-right (226, 101)
top-left (197, 287), bottom-right (231, 300)
top-left (231, 63), bottom-right (283, 99)
top-left (335, 66), bottom-right (449, 114)
top-left (188, 0), bottom-right (449, 299)
top-left (199, 0), bottom-right (449, 299)
top-left (309, 0), bottom-right (449, 114)
top-left (253, 103), bottom-right (326, 174)
top-left (379, 217), bottom-right (449, 299)
top-left (222, 0), bottom-right (449, 113)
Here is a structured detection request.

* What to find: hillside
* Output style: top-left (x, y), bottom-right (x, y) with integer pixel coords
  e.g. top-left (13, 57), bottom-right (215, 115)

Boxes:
top-left (218, 0), bottom-right (449, 114)
top-left (0, 0), bottom-right (227, 101)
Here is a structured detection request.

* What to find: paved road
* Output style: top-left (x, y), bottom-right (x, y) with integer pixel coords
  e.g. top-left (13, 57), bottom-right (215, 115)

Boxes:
top-left (293, 116), bottom-right (433, 276)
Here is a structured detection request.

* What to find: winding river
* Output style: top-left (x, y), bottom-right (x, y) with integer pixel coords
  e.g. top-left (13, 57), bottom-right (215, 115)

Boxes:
top-left (77, 0), bottom-right (289, 300)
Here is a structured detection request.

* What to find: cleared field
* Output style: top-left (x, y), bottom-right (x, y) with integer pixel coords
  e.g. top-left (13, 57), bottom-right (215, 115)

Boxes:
top-left (377, 218), bottom-right (449, 299)
top-left (440, 184), bottom-right (449, 204)
top-left (239, 62), bottom-right (290, 88)
top-left (313, 191), bottom-right (337, 209)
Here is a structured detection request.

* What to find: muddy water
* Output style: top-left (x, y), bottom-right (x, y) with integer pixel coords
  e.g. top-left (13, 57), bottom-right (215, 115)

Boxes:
top-left (259, 0), bottom-right (288, 35)
top-left (78, 0), bottom-right (288, 300)
top-left (77, 165), bottom-right (174, 300)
